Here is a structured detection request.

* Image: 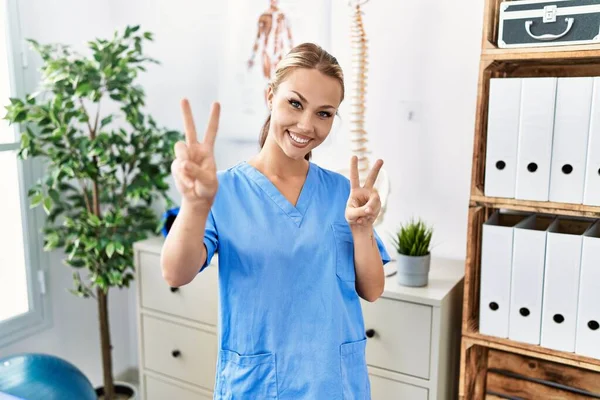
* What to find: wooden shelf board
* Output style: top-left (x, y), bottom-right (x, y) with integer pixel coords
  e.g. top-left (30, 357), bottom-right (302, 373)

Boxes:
top-left (469, 194), bottom-right (600, 218)
top-left (462, 333), bottom-right (600, 373)
top-left (482, 42), bottom-right (600, 62)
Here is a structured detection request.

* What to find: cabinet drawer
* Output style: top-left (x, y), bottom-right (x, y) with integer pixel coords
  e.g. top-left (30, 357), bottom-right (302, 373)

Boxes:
top-left (362, 297), bottom-right (432, 379)
top-left (369, 373), bottom-right (428, 400)
top-left (139, 251), bottom-right (218, 325)
top-left (144, 374), bottom-right (212, 400)
top-left (142, 315), bottom-right (217, 390)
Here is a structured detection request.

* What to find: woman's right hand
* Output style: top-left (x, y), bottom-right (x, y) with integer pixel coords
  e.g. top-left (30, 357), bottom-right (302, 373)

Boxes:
top-left (171, 99), bottom-right (221, 208)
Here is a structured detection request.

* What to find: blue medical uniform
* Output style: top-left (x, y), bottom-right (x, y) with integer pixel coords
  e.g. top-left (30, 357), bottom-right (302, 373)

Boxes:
top-left (201, 161), bottom-right (391, 400)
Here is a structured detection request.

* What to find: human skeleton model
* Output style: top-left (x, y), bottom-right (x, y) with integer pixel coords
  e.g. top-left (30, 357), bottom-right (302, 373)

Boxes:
top-left (347, 0), bottom-right (389, 225)
top-left (247, 0), bottom-right (294, 80)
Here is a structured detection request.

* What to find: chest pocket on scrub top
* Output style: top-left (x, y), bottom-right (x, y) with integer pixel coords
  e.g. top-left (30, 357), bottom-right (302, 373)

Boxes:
top-left (331, 222), bottom-right (356, 282)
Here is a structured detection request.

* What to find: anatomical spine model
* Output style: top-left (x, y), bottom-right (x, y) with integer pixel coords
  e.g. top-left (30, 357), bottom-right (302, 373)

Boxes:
top-left (247, 0), bottom-right (294, 80)
top-left (348, 0), bottom-right (389, 225)
top-left (350, 1), bottom-right (370, 175)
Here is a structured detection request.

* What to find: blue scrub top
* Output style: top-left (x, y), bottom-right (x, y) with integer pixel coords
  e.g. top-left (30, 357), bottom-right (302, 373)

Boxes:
top-left (201, 161), bottom-right (391, 400)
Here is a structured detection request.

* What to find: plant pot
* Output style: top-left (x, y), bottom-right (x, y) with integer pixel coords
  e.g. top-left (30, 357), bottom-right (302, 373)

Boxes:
top-left (396, 252), bottom-right (431, 287)
top-left (95, 381), bottom-right (138, 400)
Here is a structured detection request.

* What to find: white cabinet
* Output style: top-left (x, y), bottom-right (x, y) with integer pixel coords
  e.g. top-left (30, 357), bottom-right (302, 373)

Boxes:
top-left (134, 237), bottom-right (464, 399)
top-left (364, 258), bottom-right (465, 400)
top-left (135, 237), bottom-right (217, 399)
top-left (144, 375), bottom-right (213, 400)
top-left (369, 374), bottom-right (429, 400)
top-left (363, 297), bottom-right (433, 379)
top-left (138, 250), bottom-right (218, 325)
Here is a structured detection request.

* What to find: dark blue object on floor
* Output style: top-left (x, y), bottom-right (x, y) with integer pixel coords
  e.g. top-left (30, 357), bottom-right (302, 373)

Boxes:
top-left (0, 353), bottom-right (96, 400)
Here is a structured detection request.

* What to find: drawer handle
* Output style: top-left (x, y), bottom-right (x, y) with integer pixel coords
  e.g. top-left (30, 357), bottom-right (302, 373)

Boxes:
top-left (170, 287), bottom-right (180, 293)
top-left (365, 329), bottom-right (376, 338)
top-left (171, 350), bottom-right (181, 358)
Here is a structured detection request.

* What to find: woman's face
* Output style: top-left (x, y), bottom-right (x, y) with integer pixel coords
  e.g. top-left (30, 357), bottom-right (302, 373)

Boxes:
top-left (267, 68), bottom-right (343, 161)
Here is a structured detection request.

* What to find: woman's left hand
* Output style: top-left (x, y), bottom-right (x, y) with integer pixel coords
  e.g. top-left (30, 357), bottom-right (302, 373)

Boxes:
top-left (345, 156), bottom-right (384, 229)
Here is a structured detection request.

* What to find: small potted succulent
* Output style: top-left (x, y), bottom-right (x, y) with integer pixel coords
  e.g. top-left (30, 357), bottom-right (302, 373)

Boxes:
top-left (392, 218), bottom-right (434, 287)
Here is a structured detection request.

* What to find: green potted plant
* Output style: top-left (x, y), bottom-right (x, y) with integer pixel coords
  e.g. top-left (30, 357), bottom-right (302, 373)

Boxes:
top-left (4, 26), bottom-right (180, 399)
top-left (391, 218), bottom-right (434, 287)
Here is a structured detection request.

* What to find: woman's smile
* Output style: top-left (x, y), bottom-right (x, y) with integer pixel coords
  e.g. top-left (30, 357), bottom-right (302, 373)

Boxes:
top-left (287, 130), bottom-right (312, 147)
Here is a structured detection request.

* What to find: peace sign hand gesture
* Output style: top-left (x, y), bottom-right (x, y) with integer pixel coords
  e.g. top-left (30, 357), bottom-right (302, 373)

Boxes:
top-left (171, 99), bottom-right (220, 208)
top-left (345, 156), bottom-right (384, 229)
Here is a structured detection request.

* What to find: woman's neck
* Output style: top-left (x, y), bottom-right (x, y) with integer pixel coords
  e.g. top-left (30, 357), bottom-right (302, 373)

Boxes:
top-left (249, 135), bottom-right (308, 179)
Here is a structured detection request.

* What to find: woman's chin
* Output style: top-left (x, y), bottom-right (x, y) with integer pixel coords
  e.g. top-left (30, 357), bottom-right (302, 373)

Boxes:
top-left (280, 140), bottom-right (310, 160)
top-left (284, 147), bottom-right (310, 160)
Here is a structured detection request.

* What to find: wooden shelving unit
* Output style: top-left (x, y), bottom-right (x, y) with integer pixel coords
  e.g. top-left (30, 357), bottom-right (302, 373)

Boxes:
top-left (459, 1), bottom-right (600, 398)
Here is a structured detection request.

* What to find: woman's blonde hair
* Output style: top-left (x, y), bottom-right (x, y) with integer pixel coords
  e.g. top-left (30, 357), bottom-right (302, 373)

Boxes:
top-left (259, 43), bottom-right (345, 161)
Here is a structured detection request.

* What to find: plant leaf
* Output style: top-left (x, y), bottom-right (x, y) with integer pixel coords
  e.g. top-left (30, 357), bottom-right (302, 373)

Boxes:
top-left (115, 242), bottom-right (125, 255)
top-left (30, 192), bottom-right (43, 208)
top-left (42, 197), bottom-right (53, 214)
top-left (106, 242), bottom-right (115, 258)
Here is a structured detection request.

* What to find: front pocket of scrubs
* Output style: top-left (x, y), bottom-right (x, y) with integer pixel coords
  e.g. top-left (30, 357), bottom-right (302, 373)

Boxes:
top-left (332, 222), bottom-right (356, 282)
top-left (217, 349), bottom-right (278, 399)
top-left (340, 338), bottom-right (370, 400)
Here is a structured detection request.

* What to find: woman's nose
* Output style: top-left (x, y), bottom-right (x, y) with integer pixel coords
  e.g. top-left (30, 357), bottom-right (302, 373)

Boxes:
top-left (297, 112), bottom-right (313, 132)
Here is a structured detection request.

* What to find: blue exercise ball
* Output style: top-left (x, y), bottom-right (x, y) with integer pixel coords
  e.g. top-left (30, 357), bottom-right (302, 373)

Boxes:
top-left (0, 353), bottom-right (97, 400)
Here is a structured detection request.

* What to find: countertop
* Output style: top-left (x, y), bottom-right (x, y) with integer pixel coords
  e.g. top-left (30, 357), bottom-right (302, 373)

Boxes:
top-left (381, 257), bottom-right (465, 306)
top-left (135, 236), bottom-right (465, 307)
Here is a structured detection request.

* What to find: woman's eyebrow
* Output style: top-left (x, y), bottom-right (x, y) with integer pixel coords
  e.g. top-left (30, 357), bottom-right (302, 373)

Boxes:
top-left (291, 90), bottom-right (336, 109)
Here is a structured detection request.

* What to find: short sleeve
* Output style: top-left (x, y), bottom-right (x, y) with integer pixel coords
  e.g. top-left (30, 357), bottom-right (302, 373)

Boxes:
top-left (201, 209), bottom-right (218, 273)
top-left (373, 228), bottom-right (392, 265)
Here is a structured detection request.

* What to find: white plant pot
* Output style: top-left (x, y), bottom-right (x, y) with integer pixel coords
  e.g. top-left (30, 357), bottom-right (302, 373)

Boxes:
top-left (396, 252), bottom-right (431, 287)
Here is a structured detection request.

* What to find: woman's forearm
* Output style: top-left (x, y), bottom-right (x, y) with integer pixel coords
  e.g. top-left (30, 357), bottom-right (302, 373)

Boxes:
top-left (161, 199), bottom-right (210, 287)
top-left (352, 226), bottom-right (385, 302)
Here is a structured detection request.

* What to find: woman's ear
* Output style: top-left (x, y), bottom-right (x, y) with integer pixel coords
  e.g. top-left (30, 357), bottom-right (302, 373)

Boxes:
top-left (265, 85), bottom-right (274, 110)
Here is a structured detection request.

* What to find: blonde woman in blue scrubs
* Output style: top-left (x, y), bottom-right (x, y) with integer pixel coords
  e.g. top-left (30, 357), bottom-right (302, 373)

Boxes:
top-left (161, 43), bottom-right (390, 399)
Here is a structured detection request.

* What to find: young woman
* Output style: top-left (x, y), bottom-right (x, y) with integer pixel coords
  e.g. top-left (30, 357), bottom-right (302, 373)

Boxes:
top-left (161, 43), bottom-right (390, 399)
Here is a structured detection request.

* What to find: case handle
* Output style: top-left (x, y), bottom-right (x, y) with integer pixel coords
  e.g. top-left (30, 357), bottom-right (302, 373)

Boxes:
top-left (525, 17), bottom-right (574, 41)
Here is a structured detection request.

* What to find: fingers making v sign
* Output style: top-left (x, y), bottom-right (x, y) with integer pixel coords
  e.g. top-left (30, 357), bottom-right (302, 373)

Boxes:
top-left (345, 156), bottom-right (384, 228)
top-left (171, 99), bottom-right (221, 207)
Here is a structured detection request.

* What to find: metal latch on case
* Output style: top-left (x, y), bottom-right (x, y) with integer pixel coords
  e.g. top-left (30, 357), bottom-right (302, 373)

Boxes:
top-left (543, 5), bottom-right (558, 23)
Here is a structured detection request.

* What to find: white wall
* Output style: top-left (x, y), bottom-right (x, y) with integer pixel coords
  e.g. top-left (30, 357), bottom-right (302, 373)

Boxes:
top-left (1, 0), bottom-right (485, 387)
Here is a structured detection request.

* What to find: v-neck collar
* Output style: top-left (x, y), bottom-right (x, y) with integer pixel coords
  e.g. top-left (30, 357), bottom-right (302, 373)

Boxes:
top-left (239, 161), bottom-right (316, 227)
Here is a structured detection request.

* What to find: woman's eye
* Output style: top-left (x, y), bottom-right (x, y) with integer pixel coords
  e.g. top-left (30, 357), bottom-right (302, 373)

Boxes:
top-left (288, 99), bottom-right (331, 118)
